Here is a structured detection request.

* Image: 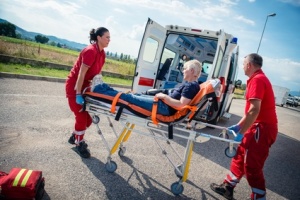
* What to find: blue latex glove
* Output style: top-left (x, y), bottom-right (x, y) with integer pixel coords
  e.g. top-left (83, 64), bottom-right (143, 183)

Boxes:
top-left (76, 94), bottom-right (84, 105)
top-left (227, 124), bottom-right (241, 135)
top-left (234, 132), bottom-right (244, 142)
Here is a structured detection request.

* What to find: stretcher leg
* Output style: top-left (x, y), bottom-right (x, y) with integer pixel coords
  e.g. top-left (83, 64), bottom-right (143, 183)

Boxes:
top-left (181, 139), bottom-right (194, 182)
top-left (106, 117), bottom-right (120, 138)
top-left (94, 122), bottom-right (118, 172)
top-left (94, 122), bottom-right (111, 154)
top-left (110, 122), bottom-right (133, 155)
top-left (149, 129), bottom-right (183, 171)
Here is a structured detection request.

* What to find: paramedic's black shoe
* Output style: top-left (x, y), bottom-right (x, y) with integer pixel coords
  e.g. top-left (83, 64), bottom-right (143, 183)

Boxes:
top-left (76, 141), bottom-right (91, 158)
top-left (210, 183), bottom-right (234, 200)
top-left (68, 133), bottom-right (75, 144)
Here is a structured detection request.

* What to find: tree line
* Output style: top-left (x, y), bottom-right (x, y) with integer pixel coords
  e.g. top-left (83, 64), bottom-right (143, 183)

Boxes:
top-left (0, 21), bottom-right (136, 63)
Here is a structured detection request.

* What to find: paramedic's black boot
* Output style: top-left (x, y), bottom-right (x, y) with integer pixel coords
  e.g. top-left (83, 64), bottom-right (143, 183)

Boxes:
top-left (76, 141), bottom-right (91, 158)
top-left (68, 133), bottom-right (75, 144)
top-left (210, 182), bottom-right (234, 200)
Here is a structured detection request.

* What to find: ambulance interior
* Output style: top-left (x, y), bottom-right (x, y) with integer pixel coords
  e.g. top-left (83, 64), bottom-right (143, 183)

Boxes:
top-left (154, 33), bottom-right (218, 89)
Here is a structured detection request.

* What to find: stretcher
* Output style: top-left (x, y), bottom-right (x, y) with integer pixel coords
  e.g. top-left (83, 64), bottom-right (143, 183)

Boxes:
top-left (82, 79), bottom-right (240, 195)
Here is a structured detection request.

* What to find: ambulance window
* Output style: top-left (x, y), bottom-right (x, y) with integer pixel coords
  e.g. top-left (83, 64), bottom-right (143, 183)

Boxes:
top-left (213, 48), bottom-right (224, 78)
top-left (202, 61), bottom-right (212, 74)
top-left (161, 48), bottom-right (176, 63)
top-left (143, 37), bottom-right (158, 63)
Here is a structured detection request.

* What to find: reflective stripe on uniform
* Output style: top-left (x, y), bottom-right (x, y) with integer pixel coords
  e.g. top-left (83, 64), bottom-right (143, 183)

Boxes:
top-left (252, 187), bottom-right (266, 195)
top-left (225, 171), bottom-right (239, 186)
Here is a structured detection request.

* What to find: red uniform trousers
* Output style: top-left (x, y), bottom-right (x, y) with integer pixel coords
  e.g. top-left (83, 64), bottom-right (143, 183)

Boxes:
top-left (67, 96), bottom-right (92, 133)
top-left (225, 122), bottom-right (278, 198)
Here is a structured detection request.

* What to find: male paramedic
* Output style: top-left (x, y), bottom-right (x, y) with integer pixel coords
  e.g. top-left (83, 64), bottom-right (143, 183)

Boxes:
top-left (210, 53), bottom-right (278, 200)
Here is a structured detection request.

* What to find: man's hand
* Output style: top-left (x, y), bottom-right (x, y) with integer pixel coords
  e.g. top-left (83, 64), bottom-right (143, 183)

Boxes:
top-left (76, 94), bottom-right (84, 105)
top-left (234, 132), bottom-right (244, 142)
top-left (227, 124), bottom-right (241, 135)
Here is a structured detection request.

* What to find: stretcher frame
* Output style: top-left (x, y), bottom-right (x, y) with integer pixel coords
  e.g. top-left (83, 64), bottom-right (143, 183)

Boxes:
top-left (83, 81), bottom-right (240, 195)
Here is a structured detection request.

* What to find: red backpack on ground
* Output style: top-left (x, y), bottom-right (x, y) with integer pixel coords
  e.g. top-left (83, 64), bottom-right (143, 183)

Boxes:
top-left (0, 168), bottom-right (45, 200)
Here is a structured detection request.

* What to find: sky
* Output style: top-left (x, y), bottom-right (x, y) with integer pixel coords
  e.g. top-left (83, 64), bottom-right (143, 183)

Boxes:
top-left (1, 0), bottom-right (300, 92)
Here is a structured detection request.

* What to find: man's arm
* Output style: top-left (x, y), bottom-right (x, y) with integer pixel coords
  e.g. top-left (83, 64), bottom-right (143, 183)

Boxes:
top-left (239, 99), bottom-right (261, 134)
top-left (155, 93), bottom-right (191, 108)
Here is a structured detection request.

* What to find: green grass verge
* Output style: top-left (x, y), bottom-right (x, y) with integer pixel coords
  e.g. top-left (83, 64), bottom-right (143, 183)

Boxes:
top-left (0, 63), bottom-right (132, 86)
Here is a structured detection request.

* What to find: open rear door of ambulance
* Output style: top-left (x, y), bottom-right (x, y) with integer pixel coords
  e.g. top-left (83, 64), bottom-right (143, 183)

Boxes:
top-left (132, 18), bottom-right (166, 93)
top-left (207, 30), bottom-right (227, 124)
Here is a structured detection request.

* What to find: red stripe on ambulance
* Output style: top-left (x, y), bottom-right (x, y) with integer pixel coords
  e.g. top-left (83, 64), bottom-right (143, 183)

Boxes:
top-left (138, 77), bottom-right (154, 86)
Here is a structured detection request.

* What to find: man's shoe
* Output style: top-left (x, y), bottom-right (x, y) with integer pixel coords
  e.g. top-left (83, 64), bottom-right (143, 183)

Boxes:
top-left (76, 141), bottom-right (91, 158)
top-left (68, 133), bottom-right (75, 144)
top-left (210, 183), bottom-right (234, 200)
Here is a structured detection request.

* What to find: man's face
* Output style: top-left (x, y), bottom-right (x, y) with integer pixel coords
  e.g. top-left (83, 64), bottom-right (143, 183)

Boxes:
top-left (243, 57), bottom-right (250, 76)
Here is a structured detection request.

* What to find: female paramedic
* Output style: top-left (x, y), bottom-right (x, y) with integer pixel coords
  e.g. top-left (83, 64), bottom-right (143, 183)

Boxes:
top-left (65, 27), bottom-right (110, 158)
top-left (93, 60), bottom-right (202, 116)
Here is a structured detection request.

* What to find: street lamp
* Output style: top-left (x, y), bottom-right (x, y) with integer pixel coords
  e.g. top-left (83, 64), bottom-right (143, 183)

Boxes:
top-left (257, 13), bottom-right (276, 53)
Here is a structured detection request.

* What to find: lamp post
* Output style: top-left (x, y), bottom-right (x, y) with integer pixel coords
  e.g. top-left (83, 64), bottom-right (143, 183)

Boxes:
top-left (257, 13), bottom-right (276, 53)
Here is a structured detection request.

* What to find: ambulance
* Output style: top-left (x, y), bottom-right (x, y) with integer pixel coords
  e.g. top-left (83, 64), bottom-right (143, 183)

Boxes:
top-left (132, 18), bottom-right (240, 124)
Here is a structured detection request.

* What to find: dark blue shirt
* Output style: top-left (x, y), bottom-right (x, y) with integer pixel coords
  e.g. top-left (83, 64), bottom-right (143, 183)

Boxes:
top-left (168, 81), bottom-right (200, 114)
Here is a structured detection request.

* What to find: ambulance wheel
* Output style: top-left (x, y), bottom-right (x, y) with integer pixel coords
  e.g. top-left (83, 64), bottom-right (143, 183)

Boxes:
top-left (92, 115), bottom-right (100, 124)
top-left (218, 133), bottom-right (229, 139)
top-left (118, 147), bottom-right (126, 157)
top-left (225, 147), bottom-right (237, 158)
top-left (171, 182), bottom-right (184, 195)
top-left (105, 161), bottom-right (117, 173)
top-left (174, 164), bottom-right (183, 178)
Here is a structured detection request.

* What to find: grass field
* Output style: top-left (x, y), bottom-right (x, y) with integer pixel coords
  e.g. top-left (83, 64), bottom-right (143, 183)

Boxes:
top-left (0, 63), bottom-right (133, 86)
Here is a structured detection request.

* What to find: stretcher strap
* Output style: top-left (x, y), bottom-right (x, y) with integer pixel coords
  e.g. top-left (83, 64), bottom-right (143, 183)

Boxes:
top-left (151, 97), bottom-right (159, 124)
top-left (168, 125), bottom-right (173, 139)
top-left (115, 105), bottom-right (124, 121)
top-left (111, 92), bottom-right (123, 113)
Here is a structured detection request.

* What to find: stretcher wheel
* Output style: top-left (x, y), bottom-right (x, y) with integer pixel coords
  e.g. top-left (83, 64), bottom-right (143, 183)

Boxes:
top-left (225, 147), bottom-right (237, 158)
top-left (174, 164), bottom-right (183, 178)
top-left (171, 182), bottom-right (184, 195)
top-left (105, 161), bottom-right (117, 173)
top-left (92, 115), bottom-right (100, 124)
top-left (118, 147), bottom-right (126, 157)
top-left (218, 132), bottom-right (229, 139)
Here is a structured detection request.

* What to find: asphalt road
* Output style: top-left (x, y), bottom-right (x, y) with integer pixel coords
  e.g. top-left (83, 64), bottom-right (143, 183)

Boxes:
top-left (0, 77), bottom-right (299, 200)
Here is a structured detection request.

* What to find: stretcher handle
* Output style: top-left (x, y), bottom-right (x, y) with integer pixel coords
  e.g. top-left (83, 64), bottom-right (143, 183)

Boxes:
top-left (228, 129), bottom-right (237, 137)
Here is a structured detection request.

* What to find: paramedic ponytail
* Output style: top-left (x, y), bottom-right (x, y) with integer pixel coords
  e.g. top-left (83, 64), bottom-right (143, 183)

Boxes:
top-left (89, 27), bottom-right (109, 44)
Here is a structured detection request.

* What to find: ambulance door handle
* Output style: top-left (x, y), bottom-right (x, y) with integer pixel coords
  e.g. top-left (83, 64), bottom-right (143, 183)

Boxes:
top-left (135, 72), bottom-right (138, 76)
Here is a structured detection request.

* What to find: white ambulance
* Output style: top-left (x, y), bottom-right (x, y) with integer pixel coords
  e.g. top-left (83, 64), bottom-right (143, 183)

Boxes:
top-left (132, 18), bottom-right (240, 124)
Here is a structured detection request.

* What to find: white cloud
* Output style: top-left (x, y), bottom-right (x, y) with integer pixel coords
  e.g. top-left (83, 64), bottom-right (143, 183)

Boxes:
top-left (235, 15), bottom-right (255, 26)
top-left (113, 8), bottom-right (127, 14)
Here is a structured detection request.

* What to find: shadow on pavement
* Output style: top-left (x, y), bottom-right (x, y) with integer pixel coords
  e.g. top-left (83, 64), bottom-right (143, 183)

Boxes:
top-left (78, 154), bottom-right (179, 199)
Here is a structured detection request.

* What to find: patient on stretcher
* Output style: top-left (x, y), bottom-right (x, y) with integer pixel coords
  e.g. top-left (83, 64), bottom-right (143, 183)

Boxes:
top-left (93, 60), bottom-right (203, 116)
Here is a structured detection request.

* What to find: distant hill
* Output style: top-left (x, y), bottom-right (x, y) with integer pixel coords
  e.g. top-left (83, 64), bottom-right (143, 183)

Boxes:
top-left (0, 18), bottom-right (87, 51)
top-left (289, 91), bottom-right (300, 97)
